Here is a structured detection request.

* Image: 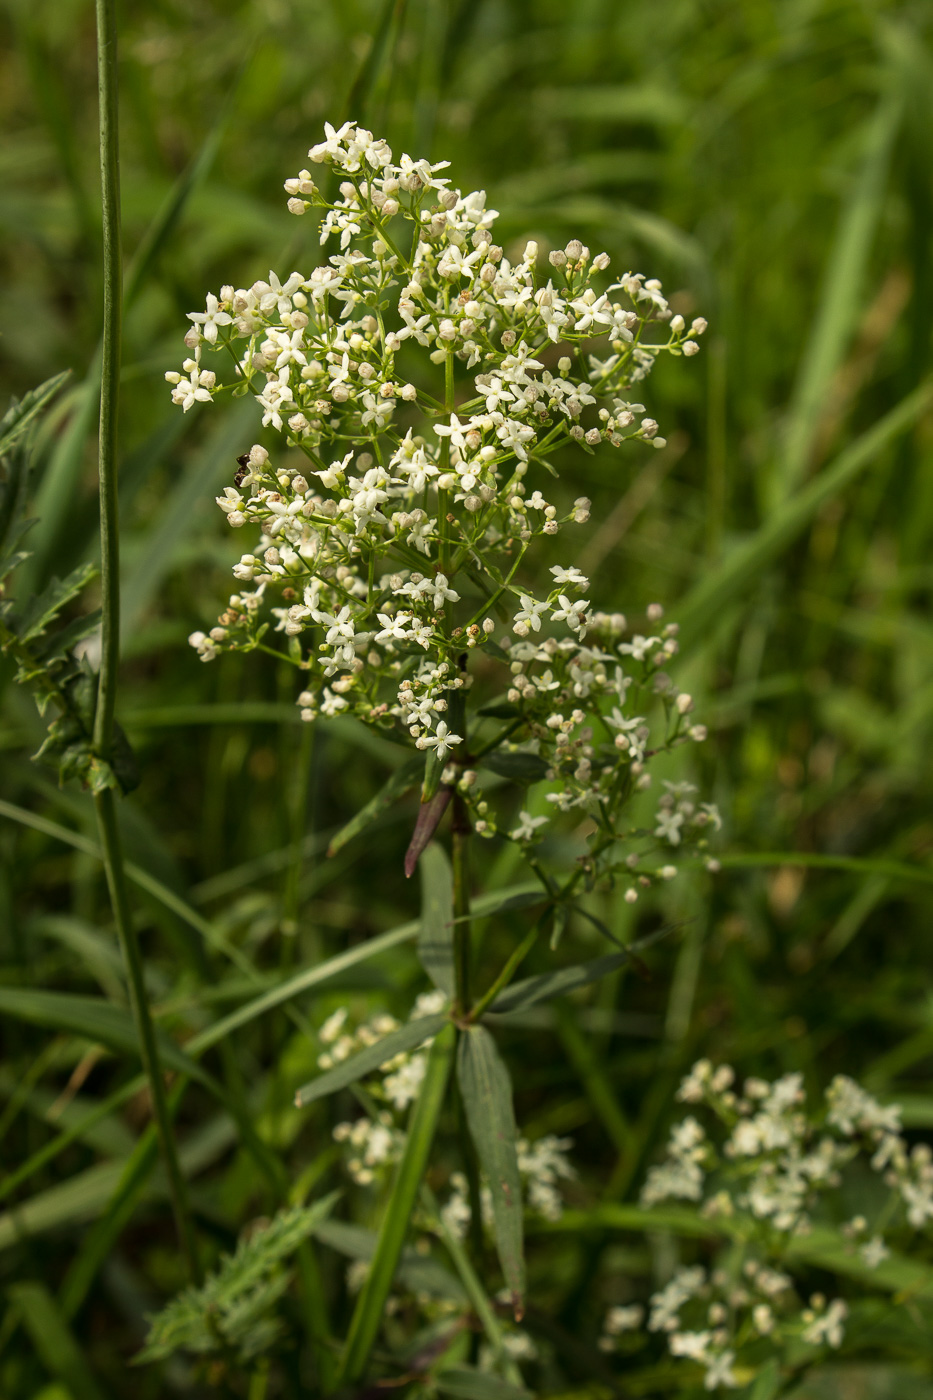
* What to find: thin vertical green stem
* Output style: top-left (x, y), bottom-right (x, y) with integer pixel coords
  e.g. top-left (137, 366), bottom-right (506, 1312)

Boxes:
top-left (338, 1024), bottom-right (455, 1385)
top-left (93, 791), bottom-right (201, 1280)
top-left (93, 0), bottom-right (200, 1283)
top-left (452, 803), bottom-right (472, 1015)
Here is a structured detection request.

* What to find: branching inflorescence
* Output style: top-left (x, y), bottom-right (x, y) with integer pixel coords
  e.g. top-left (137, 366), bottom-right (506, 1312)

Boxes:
top-left (172, 120), bottom-right (715, 897)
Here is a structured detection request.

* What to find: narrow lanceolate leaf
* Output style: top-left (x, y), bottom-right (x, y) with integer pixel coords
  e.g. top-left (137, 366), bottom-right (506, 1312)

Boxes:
top-left (435, 1366), bottom-right (532, 1400)
top-left (340, 1024), bottom-right (455, 1384)
top-left (294, 1012), bottom-right (448, 1107)
top-left (457, 1025), bottom-right (525, 1315)
top-left (0, 369), bottom-right (71, 458)
top-left (489, 951), bottom-right (630, 1015)
top-left (327, 755), bottom-right (423, 856)
top-left (479, 749), bottom-right (549, 784)
top-left (418, 842), bottom-right (455, 997)
top-left (405, 784), bottom-right (452, 878)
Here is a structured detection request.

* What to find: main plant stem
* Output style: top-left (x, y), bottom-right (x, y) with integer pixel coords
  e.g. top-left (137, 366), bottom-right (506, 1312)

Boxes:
top-left (451, 803), bottom-right (472, 1015)
top-left (93, 0), bottom-right (200, 1284)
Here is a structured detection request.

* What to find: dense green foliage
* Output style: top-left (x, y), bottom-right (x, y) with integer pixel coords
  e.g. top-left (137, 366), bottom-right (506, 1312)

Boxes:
top-left (2, 0), bottom-right (933, 1396)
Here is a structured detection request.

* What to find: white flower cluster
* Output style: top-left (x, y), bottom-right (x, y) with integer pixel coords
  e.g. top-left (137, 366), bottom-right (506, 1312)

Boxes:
top-left (601, 1256), bottom-right (852, 1391)
top-left (320, 991), bottom-right (446, 1186)
top-left (177, 121), bottom-right (713, 881)
top-left (609, 1061), bottom-right (933, 1389)
top-left (647, 1060), bottom-right (931, 1240)
top-left (441, 1134), bottom-right (575, 1238)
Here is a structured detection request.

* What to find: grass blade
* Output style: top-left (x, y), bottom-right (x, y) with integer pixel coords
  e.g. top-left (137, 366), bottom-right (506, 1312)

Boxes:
top-left (418, 841), bottom-right (455, 997)
top-left (339, 1023), bottom-right (455, 1384)
top-left (677, 378), bottom-right (933, 649)
top-left (457, 1024), bottom-right (525, 1315)
top-left (0, 986), bottom-right (210, 1085)
top-left (779, 94), bottom-right (902, 497)
top-left (7, 1282), bottom-right (106, 1400)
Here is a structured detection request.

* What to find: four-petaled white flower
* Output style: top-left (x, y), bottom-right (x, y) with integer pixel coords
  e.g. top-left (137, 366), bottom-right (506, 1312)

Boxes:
top-left (187, 293), bottom-right (233, 344)
top-left (511, 811), bottom-right (548, 842)
top-left (417, 721), bottom-right (462, 760)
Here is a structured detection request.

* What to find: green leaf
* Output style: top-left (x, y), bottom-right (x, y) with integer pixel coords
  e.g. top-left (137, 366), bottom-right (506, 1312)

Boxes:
top-left (327, 755), bottom-right (423, 856)
top-left (479, 750), bottom-right (549, 784)
top-left (0, 369), bottom-right (71, 458)
top-left (7, 1281), bottom-right (106, 1400)
top-left (0, 986), bottom-right (210, 1086)
top-left (339, 1024), bottom-right (456, 1384)
top-left (477, 698), bottom-right (521, 718)
top-left (0, 440), bottom-right (34, 582)
top-left (418, 842), bottom-right (455, 998)
top-left (139, 1193), bottom-right (339, 1363)
top-left (16, 562), bottom-right (96, 643)
top-left (490, 951), bottom-right (629, 1015)
top-left (749, 1358), bottom-right (783, 1400)
top-left (457, 1025), bottom-right (525, 1314)
top-left (435, 1366), bottom-right (532, 1400)
top-left (294, 1012), bottom-right (448, 1107)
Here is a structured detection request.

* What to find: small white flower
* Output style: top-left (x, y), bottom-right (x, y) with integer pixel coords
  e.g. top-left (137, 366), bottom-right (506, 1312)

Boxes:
top-left (511, 811), bottom-right (548, 842)
top-left (186, 292), bottom-right (233, 344)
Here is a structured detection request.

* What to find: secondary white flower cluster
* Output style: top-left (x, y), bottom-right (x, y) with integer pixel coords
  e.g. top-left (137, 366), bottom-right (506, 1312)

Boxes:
top-left (441, 1133), bottom-right (575, 1238)
top-left (320, 992), bottom-right (446, 1185)
top-left (600, 1259), bottom-right (849, 1392)
top-left (603, 1060), bottom-right (933, 1390)
top-left (644, 1059), bottom-right (930, 1241)
top-left (178, 121), bottom-right (712, 883)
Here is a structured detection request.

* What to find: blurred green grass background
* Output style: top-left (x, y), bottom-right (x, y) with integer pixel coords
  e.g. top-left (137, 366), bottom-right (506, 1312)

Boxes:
top-left (3, 0), bottom-right (933, 1394)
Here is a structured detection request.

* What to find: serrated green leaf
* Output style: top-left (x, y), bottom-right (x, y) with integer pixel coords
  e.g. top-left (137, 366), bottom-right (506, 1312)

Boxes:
top-left (435, 1366), bottom-right (532, 1400)
top-left (489, 951), bottom-right (629, 1015)
top-left (139, 1193), bottom-right (338, 1363)
top-left (457, 1025), bottom-right (525, 1313)
top-left (17, 562), bottom-right (96, 643)
top-left (0, 441), bottom-right (33, 579)
top-left (327, 755), bottom-right (422, 856)
top-left (418, 842), bottom-right (455, 998)
top-left (294, 1012), bottom-right (448, 1106)
top-left (0, 369), bottom-right (71, 459)
top-left (32, 608), bottom-right (101, 667)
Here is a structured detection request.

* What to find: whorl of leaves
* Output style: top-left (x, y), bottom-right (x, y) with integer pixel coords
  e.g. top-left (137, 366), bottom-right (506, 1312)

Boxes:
top-left (138, 1193), bottom-right (338, 1363)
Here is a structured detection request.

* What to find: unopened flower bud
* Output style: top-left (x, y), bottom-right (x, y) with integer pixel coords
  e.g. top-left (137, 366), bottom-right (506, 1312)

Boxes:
top-left (565, 239), bottom-right (583, 261)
